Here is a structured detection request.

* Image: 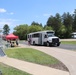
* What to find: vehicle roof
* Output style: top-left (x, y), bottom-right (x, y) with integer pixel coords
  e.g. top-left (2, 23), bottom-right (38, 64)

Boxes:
top-left (28, 30), bottom-right (54, 35)
top-left (72, 32), bottom-right (76, 34)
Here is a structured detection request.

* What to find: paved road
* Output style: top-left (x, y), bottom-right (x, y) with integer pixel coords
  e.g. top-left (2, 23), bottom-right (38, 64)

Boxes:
top-left (28, 45), bottom-right (76, 75)
top-left (21, 41), bottom-right (76, 51)
top-left (60, 39), bottom-right (76, 50)
top-left (20, 41), bottom-right (76, 75)
top-left (59, 44), bottom-right (76, 50)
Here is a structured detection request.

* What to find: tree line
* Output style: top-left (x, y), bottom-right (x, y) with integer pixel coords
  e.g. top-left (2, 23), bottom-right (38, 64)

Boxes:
top-left (2, 9), bottom-right (76, 40)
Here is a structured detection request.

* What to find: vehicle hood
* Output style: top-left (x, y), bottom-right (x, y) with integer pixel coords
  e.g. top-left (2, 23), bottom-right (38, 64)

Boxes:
top-left (48, 36), bottom-right (59, 39)
top-left (47, 36), bottom-right (59, 42)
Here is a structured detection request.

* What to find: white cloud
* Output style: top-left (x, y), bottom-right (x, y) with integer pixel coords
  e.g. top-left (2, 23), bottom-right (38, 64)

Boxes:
top-left (7, 12), bottom-right (14, 15)
top-left (0, 20), bottom-right (12, 28)
top-left (0, 18), bottom-right (26, 33)
top-left (0, 18), bottom-right (20, 22)
top-left (43, 13), bottom-right (51, 17)
top-left (35, 13), bottom-right (51, 18)
top-left (0, 21), bottom-right (11, 26)
top-left (0, 18), bottom-right (17, 28)
top-left (0, 18), bottom-right (23, 27)
top-left (0, 8), bottom-right (14, 15)
top-left (0, 8), bottom-right (6, 13)
top-left (10, 12), bottom-right (14, 15)
top-left (0, 22), bottom-right (11, 30)
top-left (0, 18), bottom-right (18, 33)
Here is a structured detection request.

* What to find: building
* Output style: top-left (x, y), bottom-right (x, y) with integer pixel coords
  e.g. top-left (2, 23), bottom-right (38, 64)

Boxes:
top-left (71, 32), bottom-right (76, 38)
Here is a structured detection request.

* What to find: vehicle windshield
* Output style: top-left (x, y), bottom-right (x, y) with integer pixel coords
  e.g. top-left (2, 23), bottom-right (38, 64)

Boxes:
top-left (47, 34), bottom-right (54, 37)
top-left (47, 32), bottom-right (55, 37)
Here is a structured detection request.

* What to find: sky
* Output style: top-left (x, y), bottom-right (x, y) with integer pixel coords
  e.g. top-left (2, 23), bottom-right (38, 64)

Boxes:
top-left (0, 0), bottom-right (76, 33)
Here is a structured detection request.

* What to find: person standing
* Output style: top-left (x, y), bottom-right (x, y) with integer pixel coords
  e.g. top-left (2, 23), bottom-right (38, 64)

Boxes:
top-left (16, 40), bottom-right (18, 46)
top-left (28, 38), bottom-right (31, 45)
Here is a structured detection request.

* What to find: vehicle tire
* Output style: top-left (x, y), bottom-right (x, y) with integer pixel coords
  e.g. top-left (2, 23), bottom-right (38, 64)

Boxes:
top-left (43, 42), bottom-right (46, 46)
top-left (57, 43), bottom-right (60, 46)
top-left (47, 42), bottom-right (50, 46)
top-left (33, 41), bottom-right (35, 45)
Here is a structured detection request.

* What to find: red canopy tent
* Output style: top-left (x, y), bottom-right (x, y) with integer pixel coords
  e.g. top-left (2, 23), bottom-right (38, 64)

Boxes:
top-left (6, 34), bottom-right (19, 40)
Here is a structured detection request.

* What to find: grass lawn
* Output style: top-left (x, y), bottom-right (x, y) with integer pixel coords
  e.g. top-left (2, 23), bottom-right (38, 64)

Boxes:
top-left (0, 63), bottom-right (31, 75)
top-left (5, 48), bottom-right (68, 71)
top-left (61, 41), bottom-right (76, 45)
top-left (5, 48), bottom-right (59, 65)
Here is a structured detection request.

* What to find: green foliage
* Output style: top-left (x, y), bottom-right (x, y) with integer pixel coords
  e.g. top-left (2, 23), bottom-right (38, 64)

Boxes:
top-left (46, 12), bottom-right (74, 38)
top-left (5, 48), bottom-right (59, 65)
top-left (47, 15), bottom-right (54, 27)
top-left (47, 13), bottom-right (62, 37)
top-left (58, 25), bottom-right (66, 38)
top-left (47, 13), bottom-right (62, 31)
top-left (62, 12), bottom-right (73, 38)
top-left (72, 9), bottom-right (76, 32)
top-left (3, 24), bottom-right (10, 35)
top-left (13, 24), bottom-right (43, 40)
top-left (31, 21), bottom-right (42, 27)
top-left (13, 9), bottom-right (76, 39)
top-left (13, 24), bottom-right (29, 40)
top-left (43, 25), bottom-right (53, 30)
top-left (28, 25), bottom-right (43, 33)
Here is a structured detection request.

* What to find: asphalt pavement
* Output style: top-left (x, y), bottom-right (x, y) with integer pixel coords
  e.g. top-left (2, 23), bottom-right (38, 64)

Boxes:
top-left (30, 45), bottom-right (76, 75)
top-left (59, 44), bottom-right (76, 50)
top-left (21, 41), bottom-right (76, 51)
top-left (20, 40), bottom-right (76, 75)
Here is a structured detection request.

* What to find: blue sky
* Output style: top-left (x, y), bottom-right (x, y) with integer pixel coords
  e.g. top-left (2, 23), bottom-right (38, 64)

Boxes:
top-left (0, 0), bottom-right (76, 33)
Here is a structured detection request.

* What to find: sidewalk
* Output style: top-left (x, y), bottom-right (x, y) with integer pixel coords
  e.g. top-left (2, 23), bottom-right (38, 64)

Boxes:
top-left (0, 44), bottom-right (69, 75)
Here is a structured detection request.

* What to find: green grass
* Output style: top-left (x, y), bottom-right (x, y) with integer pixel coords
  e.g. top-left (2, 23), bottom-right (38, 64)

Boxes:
top-left (5, 48), bottom-right (59, 66)
top-left (0, 63), bottom-right (31, 75)
top-left (61, 41), bottom-right (76, 45)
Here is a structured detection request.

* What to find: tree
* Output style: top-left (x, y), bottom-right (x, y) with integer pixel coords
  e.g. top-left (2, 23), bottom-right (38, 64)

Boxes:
top-left (58, 24), bottom-right (66, 38)
top-left (47, 15), bottom-right (54, 27)
top-left (72, 9), bottom-right (76, 32)
top-left (31, 21), bottom-right (43, 27)
top-left (28, 25), bottom-right (43, 33)
top-left (3, 24), bottom-right (10, 35)
top-left (62, 12), bottom-right (73, 38)
top-left (43, 25), bottom-right (53, 30)
top-left (13, 24), bottom-right (43, 40)
top-left (47, 13), bottom-right (62, 36)
top-left (13, 24), bottom-right (29, 40)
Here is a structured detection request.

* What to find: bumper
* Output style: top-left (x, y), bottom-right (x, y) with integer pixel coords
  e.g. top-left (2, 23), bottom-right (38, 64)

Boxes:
top-left (49, 42), bottom-right (61, 46)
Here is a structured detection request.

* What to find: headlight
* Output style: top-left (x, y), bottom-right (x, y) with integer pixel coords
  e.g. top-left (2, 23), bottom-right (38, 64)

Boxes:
top-left (48, 40), bottom-right (52, 42)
